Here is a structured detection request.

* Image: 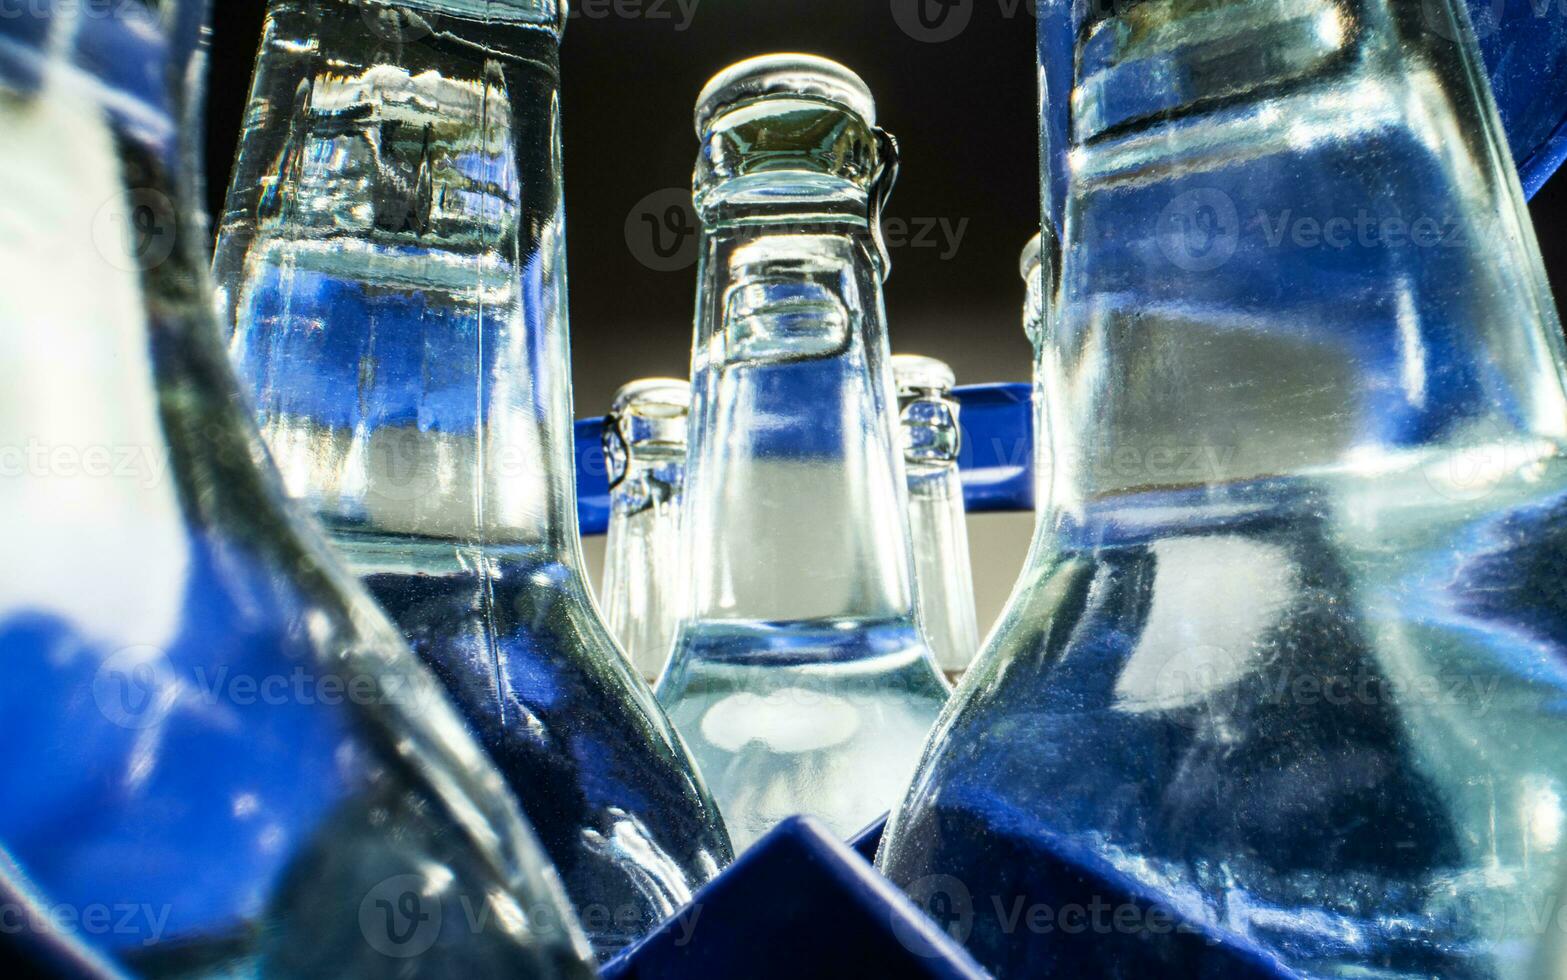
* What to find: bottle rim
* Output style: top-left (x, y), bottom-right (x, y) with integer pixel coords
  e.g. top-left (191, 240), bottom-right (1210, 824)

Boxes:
top-left (1019, 230), bottom-right (1044, 280)
top-left (694, 53), bottom-right (876, 138)
top-left (610, 377), bottom-right (691, 419)
top-left (891, 354), bottom-right (956, 395)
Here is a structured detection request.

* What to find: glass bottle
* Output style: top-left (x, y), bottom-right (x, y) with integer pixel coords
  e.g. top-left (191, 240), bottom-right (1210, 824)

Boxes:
top-left (211, 0), bottom-right (732, 957)
top-left (891, 354), bottom-right (980, 676)
top-left (600, 378), bottom-right (691, 681)
top-left (879, 1), bottom-right (1567, 977)
top-left (657, 54), bottom-right (950, 850)
top-left (0, 2), bottom-right (593, 976)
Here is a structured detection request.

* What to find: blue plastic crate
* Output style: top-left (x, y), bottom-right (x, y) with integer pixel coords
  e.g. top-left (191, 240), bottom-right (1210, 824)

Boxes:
top-left (576, 382), bottom-right (1035, 534)
top-left (601, 817), bottom-right (988, 979)
top-left (603, 814), bottom-right (1310, 979)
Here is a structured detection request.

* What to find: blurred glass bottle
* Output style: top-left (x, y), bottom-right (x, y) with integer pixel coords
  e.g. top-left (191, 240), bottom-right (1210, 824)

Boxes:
top-left (0, 2), bottom-right (593, 976)
top-left (212, 0), bottom-right (731, 956)
top-left (880, 1), bottom-right (1567, 976)
top-left (657, 55), bottom-right (950, 849)
top-left (600, 378), bottom-right (691, 681)
top-left (891, 354), bottom-right (979, 676)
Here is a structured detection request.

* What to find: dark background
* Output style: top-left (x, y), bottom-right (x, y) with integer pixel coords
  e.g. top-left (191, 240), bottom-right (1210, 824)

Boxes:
top-left (205, 0), bottom-right (1567, 416)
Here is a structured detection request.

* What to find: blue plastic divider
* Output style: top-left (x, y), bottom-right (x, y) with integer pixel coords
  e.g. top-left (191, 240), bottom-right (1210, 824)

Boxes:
top-left (575, 382), bottom-right (1035, 535)
top-left (604, 814), bottom-right (1307, 979)
top-left (601, 816), bottom-right (990, 979)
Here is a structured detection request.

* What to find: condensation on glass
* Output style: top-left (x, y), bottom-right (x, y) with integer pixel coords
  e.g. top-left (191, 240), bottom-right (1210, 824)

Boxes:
top-left (880, 2), bottom-right (1567, 977)
top-left (0, 2), bottom-right (594, 976)
top-left (212, 0), bottom-right (731, 957)
top-left (600, 377), bottom-right (691, 680)
top-left (891, 354), bottom-right (979, 676)
top-left (656, 54), bottom-right (950, 850)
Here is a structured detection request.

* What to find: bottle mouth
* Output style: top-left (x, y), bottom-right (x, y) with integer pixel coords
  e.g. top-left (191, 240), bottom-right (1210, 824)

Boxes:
top-left (694, 53), bottom-right (876, 139)
top-left (605, 379), bottom-right (691, 480)
top-left (891, 354), bottom-right (956, 396)
top-left (611, 378), bottom-right (691, 420)
top-left (691, 54), bottom-right (896, 279)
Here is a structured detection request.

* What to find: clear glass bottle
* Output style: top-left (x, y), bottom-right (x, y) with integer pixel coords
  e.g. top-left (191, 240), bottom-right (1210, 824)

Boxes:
top-left (879, 1), bottom-right (1567, 977)
top-left (600, 378), bottom-right (691, 680)
top-left (891, 354), bottom-right (980, 676)
top-left (657, 54), bottom-right (950, 850)
top-left (212, 0), bottom-right (731, 957)
top-left (0, 2), bottom-right (593, 976)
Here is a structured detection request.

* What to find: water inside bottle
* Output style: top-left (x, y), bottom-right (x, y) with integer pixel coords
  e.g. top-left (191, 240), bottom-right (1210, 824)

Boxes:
top-left (217, 0), bottom-right (730, 955)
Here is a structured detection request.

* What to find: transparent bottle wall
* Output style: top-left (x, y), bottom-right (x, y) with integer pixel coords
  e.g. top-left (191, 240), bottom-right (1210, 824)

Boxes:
top-left (600, 378), bottom-right (691, 680)
top-left (880, 1), bottom-right (1567, 977)
top-left (892, 354), bottom-right (980, 675)
top-left (213, 0), bottom-right (730, 957)
top-left (0, 3), bottom-right (594, 976)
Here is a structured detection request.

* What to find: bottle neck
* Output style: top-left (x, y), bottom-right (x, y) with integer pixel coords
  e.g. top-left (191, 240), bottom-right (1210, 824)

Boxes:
top-left (217, 2), bottom-right (582, 569)
top-left (602, 453), bottom-right (685, 672)
top-left (681, 216), bottom-right (917, 626)
top-left (1038, 0), bottom-right (1567, 546)
top-left (898, 384), bottom-right (962, 501)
